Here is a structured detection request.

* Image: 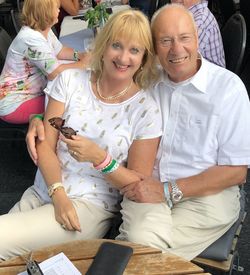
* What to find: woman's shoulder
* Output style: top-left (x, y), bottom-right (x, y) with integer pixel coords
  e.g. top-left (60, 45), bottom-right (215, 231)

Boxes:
top-left (57, 69), bottom-right (91, 88)
top-left (16, 26), bottom-right (46, 45)
top-left (137, 89), bottom-right (158, 105)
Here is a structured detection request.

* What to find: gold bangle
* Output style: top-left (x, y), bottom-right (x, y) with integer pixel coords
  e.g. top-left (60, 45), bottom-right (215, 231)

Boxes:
top-left (48, 182), bottom-right (64, 197)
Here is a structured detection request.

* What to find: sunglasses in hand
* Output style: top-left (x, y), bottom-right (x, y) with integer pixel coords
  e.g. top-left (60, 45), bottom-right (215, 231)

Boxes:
top-left (48, 117), bottom-right (78, 139)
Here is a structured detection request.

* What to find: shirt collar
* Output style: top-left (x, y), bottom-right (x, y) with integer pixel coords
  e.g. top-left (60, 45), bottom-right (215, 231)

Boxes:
top-left (157, 55), bottom-right (209, 94)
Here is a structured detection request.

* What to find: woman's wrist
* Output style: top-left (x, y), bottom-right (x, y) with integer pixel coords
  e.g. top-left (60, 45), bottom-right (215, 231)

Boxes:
top-left (73, 50), bottom-right (79, 61)
top-left (92, 149), bottom-right (108, 167)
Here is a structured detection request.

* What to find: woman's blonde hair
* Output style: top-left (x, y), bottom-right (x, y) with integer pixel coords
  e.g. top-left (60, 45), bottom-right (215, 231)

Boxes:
top-left (91, 9), bottom-right (159, 89)
top-left (22, 0), bottom-right (60, 31)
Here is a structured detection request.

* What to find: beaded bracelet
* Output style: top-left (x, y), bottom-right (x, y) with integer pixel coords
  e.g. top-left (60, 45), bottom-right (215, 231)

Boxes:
top-left (101, 159), bottom-right (119, 174)
top-left (94, 153), bottom-right (111, 170)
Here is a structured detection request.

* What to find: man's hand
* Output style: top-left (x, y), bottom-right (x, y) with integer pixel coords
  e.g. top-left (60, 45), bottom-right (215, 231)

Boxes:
top-left (121, 176), bottom-right (165, 203)
top-left (26, 117), bottom-right (45, 164)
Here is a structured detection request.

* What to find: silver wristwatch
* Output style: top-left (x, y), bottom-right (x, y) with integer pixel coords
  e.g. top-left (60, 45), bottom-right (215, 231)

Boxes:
top-left (170, 180), bottom-right (183, 203)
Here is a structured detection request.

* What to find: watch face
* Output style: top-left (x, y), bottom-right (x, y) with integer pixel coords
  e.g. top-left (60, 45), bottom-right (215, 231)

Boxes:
top-left (172, 190), bottom-right (183, 202)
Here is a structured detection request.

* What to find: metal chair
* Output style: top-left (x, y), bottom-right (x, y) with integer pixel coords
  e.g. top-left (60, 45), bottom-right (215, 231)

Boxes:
top-left (0, 26), bottom-right (28, 141)
top-left (16, 0), bottom-right (23, 12)
top-left (217, 0), bottom-right (237, 27)
top-left (0, 26), bottom-right (12, 72)
top-left (240, 0), bottom-right (250, 65)
top-left (193, 186), bottom-right (247, 275)
top-left (10, 8), bottom-right (22, 35)
top-left (221, 13), bottom-right (246, 75)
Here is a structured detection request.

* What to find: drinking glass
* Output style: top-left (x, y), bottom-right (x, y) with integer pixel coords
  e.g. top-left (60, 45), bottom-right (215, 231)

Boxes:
top-left (81, 0), bottom-right (92, 9)
top-left (83, 37), bottom-right (94, 52)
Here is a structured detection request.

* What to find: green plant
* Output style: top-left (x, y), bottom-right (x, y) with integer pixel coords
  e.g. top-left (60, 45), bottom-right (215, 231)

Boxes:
top-left (84, 3), bottom-right (110, 29)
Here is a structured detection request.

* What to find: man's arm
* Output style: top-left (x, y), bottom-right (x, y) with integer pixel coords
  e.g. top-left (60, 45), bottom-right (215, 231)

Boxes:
top-left (26, 116), bottom-right (45, 165)
top-left (62, 135), bottom-right (161, 189)
top-left (122, 165), bottom-right (247, 203)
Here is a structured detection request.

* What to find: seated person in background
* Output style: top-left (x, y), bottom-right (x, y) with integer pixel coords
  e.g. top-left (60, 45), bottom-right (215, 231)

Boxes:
top-left (118, 4), bottom-right (250, 260)
top-left (171, 0), bottom-right (225, 67)
top-left (0, 0), bottom-right (87, 124)
top-left (54, 0), bottom-right (80, 35)
top-left (0, 9), bottom-right (162, 260)
top-left (122, 0), bottom-right (151, 16)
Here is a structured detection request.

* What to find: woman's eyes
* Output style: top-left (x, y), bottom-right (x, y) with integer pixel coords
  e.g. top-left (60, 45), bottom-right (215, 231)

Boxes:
top-left (130, 48), bottom-right (140, 54)
top-left (111, 42), bottom-right (121, 49)
top-left (111, 43), bottom-right (140, 54)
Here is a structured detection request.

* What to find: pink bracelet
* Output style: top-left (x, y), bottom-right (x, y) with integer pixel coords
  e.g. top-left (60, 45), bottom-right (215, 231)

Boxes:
top-left (94, 153), bottom-right (112, 170)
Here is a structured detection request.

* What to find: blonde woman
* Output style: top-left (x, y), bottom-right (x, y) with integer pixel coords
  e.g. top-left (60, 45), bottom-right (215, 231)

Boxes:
top-left (0, 0), bottom-right (87, 124)
top-left (0, 9), bottom-right (162, 260)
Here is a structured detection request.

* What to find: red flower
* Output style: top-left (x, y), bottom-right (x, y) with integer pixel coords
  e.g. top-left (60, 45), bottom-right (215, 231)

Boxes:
top-left (95, 0), bottom-right (101, 3)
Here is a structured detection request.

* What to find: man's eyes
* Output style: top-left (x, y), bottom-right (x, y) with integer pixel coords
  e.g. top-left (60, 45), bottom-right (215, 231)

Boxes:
top-left (159, 35), bottom-right (193, 46)
top-left (180, 35), bottom-right (192, 42)
top-left (160, 38), bottom-right (172, 46)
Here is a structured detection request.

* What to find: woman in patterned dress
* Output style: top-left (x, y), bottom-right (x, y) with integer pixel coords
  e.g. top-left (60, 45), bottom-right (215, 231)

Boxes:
top-left (0, 0), bottom-right (87, 124)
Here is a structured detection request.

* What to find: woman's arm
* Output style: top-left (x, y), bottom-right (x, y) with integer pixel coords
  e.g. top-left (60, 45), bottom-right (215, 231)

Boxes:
top-left (56, 46), bottom-right (83, 60)
top-left (47, 47), bottom-right (91, 80)
top-left (36, 98), bottom-right (65, 187)
top-left (36, 98), bottom-right (81, 231)
top-left (62, 135), bottom-right (160, 188)
top-left (60, 0), bottom-right (80, 15)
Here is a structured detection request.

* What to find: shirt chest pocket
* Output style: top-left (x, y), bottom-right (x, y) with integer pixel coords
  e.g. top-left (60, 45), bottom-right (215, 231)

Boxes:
top-left (176, 113), bottom-right (220, 157)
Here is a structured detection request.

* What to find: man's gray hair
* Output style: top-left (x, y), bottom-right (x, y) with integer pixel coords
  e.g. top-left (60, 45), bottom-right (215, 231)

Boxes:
top-left (151, 3), bottom-right (197, 34)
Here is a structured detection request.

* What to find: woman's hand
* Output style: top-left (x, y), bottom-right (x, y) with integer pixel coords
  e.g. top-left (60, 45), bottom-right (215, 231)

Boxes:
top-left (52, 188), bottom-right (81, 232)
top-left (61, 135), bottom-right (106, 165)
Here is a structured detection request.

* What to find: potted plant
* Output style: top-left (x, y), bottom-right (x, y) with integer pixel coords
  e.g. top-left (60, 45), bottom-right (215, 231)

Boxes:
top-left (84, 2), bottom-right (110, 31)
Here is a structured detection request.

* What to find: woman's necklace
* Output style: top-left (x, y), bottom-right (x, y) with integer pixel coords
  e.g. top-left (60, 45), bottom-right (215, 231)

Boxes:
top-left (96, 77), bottom-right (133, 101)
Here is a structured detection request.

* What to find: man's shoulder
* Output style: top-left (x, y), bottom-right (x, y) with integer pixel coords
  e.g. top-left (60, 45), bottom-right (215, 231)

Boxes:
top-left (191, 4), bottom-right (217, 27)
top-left (202, 59), bottom-right (246, 95)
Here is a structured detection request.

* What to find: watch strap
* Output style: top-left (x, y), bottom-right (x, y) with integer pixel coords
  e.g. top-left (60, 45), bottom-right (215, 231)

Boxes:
top-left (169, 179), bottom-right (183, 203)
top-left (163, 182), bottom-right (173, 209)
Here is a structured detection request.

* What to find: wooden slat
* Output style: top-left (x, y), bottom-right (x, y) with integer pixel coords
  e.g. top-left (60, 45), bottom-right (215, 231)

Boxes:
top-left (65, 253), bottom-right (204, 275)
top-left (193, 254), bottom-right (233, 272)
top-left (0, 239), bottom-right (161, 268)
top-left (0, 239), bottom-right (205, 275)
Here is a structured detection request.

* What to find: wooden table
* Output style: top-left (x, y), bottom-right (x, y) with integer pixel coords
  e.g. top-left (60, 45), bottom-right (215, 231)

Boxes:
top-left (0, 239), bottom-right (207, 274)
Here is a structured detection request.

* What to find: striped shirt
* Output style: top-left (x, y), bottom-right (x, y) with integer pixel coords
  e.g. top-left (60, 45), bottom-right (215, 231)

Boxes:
top-left (190, 1), bottom-right (225, 67)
